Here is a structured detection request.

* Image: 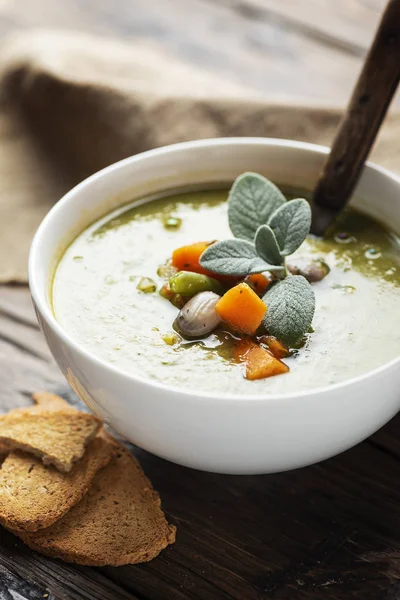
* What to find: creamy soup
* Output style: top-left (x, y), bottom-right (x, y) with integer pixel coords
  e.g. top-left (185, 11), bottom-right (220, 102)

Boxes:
top-left (52, 189), bottom-right (400, 395)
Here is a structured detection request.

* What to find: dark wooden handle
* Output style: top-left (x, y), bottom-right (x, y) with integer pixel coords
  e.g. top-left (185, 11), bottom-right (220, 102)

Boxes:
top-left (311, 0), bottom-right (400, 236)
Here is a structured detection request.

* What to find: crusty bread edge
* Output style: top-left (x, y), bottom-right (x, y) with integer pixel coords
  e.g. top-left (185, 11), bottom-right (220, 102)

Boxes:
top-left (0, 415), bottom-right (102, 473)
top-left (0, 437), bottom-right (115, 532)
top-left (19, 524), bottom-right (177, 566)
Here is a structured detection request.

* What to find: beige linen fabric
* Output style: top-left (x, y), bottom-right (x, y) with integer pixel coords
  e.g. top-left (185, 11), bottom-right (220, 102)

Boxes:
top-left (0, 30), bottom-right (399, 282)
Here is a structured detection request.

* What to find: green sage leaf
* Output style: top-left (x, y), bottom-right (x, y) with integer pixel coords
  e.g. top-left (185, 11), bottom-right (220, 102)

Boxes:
top-left (228, 173), bottom-right (286, 241)
top-left (268, 198), bottom-right (311, 256)
top-left (200, 239), bottom-right (284, 277)
top-left (263, 275), bottom-right (315, 346)
top-left (255, 225), bottom-right (283, 266)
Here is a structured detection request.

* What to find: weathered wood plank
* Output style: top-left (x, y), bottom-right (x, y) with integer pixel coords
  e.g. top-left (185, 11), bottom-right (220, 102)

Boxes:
top-left (0, 530), bottom-right (141, 600)
top-left (0, 285), bottom-right (40, 329)
top-left (0, 338), bottom-right (61, 411)
top-left (0, 0), bottom-right (362, 102)
top-left (220, 0), bottom-right (386, 55)
top-left (0, 314), bottom-right (52, 361)
top-left (0, 562), bottom-right (57, 600)
top-left (98, 423), bottom-right (400, 599)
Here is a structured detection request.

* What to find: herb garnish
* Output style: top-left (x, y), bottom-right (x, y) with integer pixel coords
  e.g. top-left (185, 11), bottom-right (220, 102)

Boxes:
top-left (200, 173), bottom-right (315, 346)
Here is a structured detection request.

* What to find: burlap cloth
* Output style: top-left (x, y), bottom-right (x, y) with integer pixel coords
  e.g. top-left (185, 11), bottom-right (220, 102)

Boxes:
top-left (1, 30), bottom-right (400, 283)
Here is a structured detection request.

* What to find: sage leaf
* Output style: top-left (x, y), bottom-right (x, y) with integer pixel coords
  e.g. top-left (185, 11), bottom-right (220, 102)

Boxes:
top-left (268, 198), bottom-right (311, 256)
top-left (263, 275), bottom-right (315, 346)
top-left (228, 173), bottom-right (286, 241)
top-left (200, 239), bottom-right (284, 277)
top-left (255, 225), bottom-right (283, 266)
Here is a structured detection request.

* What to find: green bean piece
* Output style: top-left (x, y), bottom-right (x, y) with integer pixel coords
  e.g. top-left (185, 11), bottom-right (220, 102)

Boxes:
top-left (137, 277), bottom-right (157, 293)
top-left (169, 271), bottom-right (224, 297)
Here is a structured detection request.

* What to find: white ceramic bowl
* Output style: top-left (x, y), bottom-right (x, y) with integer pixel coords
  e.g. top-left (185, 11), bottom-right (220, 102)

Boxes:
top-left (29, 138), bottom-right (400, 474)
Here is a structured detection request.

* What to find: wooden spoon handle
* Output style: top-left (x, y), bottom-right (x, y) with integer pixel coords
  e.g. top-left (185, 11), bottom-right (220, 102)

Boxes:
top-left (311, 0), bottom-right (400, 236)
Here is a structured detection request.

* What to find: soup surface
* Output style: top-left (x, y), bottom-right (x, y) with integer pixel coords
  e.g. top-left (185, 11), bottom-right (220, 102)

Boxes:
top-left (53, 189), bottom-right (400, 395)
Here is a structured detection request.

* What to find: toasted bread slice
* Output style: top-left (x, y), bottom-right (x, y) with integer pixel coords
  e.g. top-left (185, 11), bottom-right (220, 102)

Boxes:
top-left (0, 393), bottom-right (71, 463)
top-left (0, 429), bottom-right (115, 532)
top-left (0, 407), bottom-right (101, 472)
top-left (20, 442), bottom-right (176, 566)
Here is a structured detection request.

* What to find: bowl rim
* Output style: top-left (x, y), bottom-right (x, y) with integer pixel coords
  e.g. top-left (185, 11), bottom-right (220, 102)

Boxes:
top-left (29, 136), bottom-right (400, 403)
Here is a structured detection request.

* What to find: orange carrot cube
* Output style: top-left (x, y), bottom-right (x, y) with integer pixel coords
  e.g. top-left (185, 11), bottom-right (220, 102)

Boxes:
top-left (216, 283), bottom-right (267, 335)
top-left (245, 273), bottom-right (271, 296)
top-left (258, 335), bottom-right (289, 359)
top-left (234, 338), bottom-right (289, 380)
top-left (171, 241), bottom-right (240, 284)
top-left (172, 241), bottom-right (214, 276)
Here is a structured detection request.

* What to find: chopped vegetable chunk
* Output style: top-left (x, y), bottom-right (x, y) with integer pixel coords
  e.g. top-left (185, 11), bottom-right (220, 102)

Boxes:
top-left (234, 338), bottom-right (289, 380)
top-left (172, 241), bottom-right (238, 283)
top-left (172, 241), bottom-right (215, 276)
top-left (159, 282), bottom-right (187, 309)
top-left (216, 283), bottom-right (267, 335)
top-left (246, 273), bottom-right (271, 295)
top-left (162, 332), bottom-right (181, 345)
top-left (258, 335), bottom-right (289, 359)
top-left (157, 260), bottom-right (178, 279)
top-left (137, 277), bottom-right (156, 293)
top-left (169, 271), bottom-right (224, 296)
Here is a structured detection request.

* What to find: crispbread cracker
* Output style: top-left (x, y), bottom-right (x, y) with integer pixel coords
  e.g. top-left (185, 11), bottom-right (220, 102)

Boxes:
top-left (0, 408), bottom-right (101, 472)
top-left (0, 393), bottom-right (71, 463)
top-left (0, 430), bottom-right (115, 532)
top-left (20, 442), bottom-right (176, 566)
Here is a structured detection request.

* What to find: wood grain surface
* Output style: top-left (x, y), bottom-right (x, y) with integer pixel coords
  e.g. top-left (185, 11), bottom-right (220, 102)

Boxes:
top-left (1, 1), bottom-right (400, 599)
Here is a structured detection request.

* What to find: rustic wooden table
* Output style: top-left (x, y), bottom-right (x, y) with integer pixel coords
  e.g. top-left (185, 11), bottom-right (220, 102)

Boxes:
top-left (1, 1), bottom-right (400, 599)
